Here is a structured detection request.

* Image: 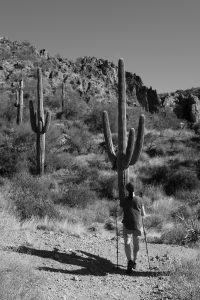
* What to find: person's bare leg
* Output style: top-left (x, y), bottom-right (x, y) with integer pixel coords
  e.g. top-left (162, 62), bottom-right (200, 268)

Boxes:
top-left (132, 235), bottom-right (139, 263)
top-left (124, 234), bottom-right (132, 261)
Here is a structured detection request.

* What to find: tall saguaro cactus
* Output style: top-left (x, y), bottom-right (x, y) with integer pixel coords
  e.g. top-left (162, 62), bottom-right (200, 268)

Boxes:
top-left (29, 68), bottom-right (51, 175)
top-left (15, 80), bottom-right (24, 125)
top-left (103, 58), bottom-right (145, 206)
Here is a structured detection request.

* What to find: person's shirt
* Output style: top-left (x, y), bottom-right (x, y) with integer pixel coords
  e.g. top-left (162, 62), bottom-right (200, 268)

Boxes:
top-left (119, 195), bottom-right (145, 231)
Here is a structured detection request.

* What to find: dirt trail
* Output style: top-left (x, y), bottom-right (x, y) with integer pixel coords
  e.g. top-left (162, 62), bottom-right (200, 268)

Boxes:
top-left (0, 212), bottom-right (198, 300)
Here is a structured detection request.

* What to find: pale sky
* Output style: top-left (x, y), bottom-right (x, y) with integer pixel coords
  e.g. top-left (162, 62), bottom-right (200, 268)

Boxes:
top-left (0, 0), bottom-right (200, 93)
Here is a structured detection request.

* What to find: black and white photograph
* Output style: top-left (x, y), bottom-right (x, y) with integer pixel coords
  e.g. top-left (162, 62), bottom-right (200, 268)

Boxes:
top-left (0, 0), bottom-right (199, 299)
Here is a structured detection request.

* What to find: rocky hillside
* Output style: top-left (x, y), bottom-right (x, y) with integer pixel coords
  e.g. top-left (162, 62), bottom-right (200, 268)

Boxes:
top-left (0, 37), bottom-right (160, 111)
top-left (160, 88), bottom-right (200, 123)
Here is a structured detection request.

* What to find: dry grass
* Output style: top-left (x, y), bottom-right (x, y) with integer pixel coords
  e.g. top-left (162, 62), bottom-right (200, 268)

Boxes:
top-left (166, 255), bottom-right (200, 300)
top-left (0, 257), bottom-right (45, 300)
top-left (20, 199), bottom-right (116, 237)
top-left (22, 216), bottom-right (86, 237)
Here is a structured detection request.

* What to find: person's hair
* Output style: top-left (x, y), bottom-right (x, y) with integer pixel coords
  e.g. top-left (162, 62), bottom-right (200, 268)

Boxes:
top-left (126, 182), bottom-right (134, 193)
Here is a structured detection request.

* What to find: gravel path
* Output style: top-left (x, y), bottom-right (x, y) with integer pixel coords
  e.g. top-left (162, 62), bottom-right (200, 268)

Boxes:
top-left (0, 212), bottom-right (198, 300)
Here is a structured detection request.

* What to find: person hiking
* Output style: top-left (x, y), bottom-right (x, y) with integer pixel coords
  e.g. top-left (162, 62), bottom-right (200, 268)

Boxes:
top-left (117, 182), bottom-right (146, 274)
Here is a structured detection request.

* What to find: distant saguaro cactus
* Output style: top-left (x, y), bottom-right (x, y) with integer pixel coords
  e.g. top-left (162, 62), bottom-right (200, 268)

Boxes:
top-left (29, 68), bottom-right (51, 175)
top-left (14, 80), bottom-right (23, 124)
top-left (103, 58), bottom-right (145, 206)
top-left (61, 81), bottom-right (65, 113)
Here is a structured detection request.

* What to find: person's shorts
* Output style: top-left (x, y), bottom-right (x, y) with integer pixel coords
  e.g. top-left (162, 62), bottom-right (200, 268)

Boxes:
top-left (123, 225), bottom-right (141, 237)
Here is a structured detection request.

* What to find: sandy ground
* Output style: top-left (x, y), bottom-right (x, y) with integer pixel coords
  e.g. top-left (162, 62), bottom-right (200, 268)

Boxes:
top-left (0, 212), bottom-right (198, 300)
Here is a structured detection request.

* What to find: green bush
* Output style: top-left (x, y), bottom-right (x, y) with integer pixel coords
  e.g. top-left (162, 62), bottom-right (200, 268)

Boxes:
top-left (8, 173), bottom-right (59, 221)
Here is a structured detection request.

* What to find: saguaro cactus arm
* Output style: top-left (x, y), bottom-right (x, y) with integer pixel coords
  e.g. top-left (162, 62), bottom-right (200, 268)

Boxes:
top-left (14, 90), bottom-right (19, 107)
top-left (103, 110), bottom-right (117, 167)
top-left (123, 128), bottom-right (135, 169)
top-left (42, 111), bottom-right (51, 133)
top-left (130, 115), bottom-right (145, 165)
top-left (29, 100), bottom-right (37, 133)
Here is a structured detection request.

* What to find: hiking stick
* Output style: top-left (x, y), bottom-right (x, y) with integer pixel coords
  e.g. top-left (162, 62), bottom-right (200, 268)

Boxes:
top-left (115, 211), bottom-right (119, 269)
top-left (142, 216), bottom-right (151, 270)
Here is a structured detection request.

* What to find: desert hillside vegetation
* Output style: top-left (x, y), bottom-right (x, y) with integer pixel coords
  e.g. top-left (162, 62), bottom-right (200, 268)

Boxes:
top-left (0, 74), bottom-right (200, 248)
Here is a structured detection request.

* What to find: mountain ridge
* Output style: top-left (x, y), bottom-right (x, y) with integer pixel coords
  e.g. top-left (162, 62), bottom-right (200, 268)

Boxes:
top-left (0, 36), bottom-right (160, 112)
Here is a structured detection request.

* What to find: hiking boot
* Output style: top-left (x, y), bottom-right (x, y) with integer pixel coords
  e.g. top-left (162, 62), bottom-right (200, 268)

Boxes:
top-left (126, 260), bottom-right (133, 274)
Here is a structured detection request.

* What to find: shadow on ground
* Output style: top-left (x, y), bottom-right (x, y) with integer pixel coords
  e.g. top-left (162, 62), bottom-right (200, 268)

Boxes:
top-left (5, 246), bottom-right (170, 277)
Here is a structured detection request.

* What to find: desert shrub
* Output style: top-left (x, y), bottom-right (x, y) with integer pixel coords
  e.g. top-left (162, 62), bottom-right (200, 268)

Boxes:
top-left (145, 107), bottom-right (181, 131)
top-left (66, 122), bottom-right (94, 154)
top-left (8, 173), bottom-right (59, 221)
top-left (146, 165), bottom-right (171, 185)
top-left (45, 95), bottom-right (61, 110)
top-left (59, 198), bottom-right (115, 227)
top-left (146, 145), bottom-right (166, 157)
top-left (144, 214), bottom-right (163, 230)
top-left (164, 169), bottom-right (200, 195)
top-left (0, 92), bottom-right (16, 122)
top-left (87, 156), bottom-right (110, 171)
top-left (94, 172), bottom-right (118, 199)
top-left (166, 255), bottom-right (200, 300)
top-left (60, 184), bottom-right (98, 208)
top-left (143, 184), bottom-right (164, 203)
top-left (144, 131), bottom-right (167, 157)
top-left (175, 189), bottom-right (200, 206)
top-left (61, 161), bottom-right (99, 187)
top-left (160, 224), bottom-right (186, 245)
top-left (85, 101), bottom-right (118, 133)
top-left (171, 204), bottom-right (193, 220)
top-left (126, 106), bottom-right (145, 130)
top-left (0, 123), bottom-right (35, 176)
top-left (62, 91), bottom-right (89, 120)
top-left (104, 218), bottom-right (115, 230)
top-left (45, 124), bottom-right (64, 151)
top-left (45, 152), bottom-right (75, 173)
top-left (0, 148), bottom-right (19, 177)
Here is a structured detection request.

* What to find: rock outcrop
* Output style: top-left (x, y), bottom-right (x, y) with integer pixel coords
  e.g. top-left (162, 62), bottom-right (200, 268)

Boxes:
top-left (160, 90), bottom-right (200, 123)
top-left (0, 36), bottom-right (160, 111)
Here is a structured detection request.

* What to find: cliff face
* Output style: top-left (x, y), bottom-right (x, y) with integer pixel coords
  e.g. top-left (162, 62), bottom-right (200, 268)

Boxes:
top-left (0, 37), bottom-right (159, 110)
top-left (160, 88), bottom-right (200, 123)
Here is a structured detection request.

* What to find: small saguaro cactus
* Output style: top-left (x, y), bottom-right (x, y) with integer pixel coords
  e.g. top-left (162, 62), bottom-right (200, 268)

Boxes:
top-left (103, 58), bottom-right (145, 206)
top-left (61, 81), bottom-right (65, 113)
top-left (14, 80), bottom-right (23, 125)
top-left (29, 68), bottom-right (51, 175)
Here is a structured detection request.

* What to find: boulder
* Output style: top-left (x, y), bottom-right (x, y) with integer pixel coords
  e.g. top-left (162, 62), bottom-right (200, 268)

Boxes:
top-left (189, 95), bottom-right (200, 123)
